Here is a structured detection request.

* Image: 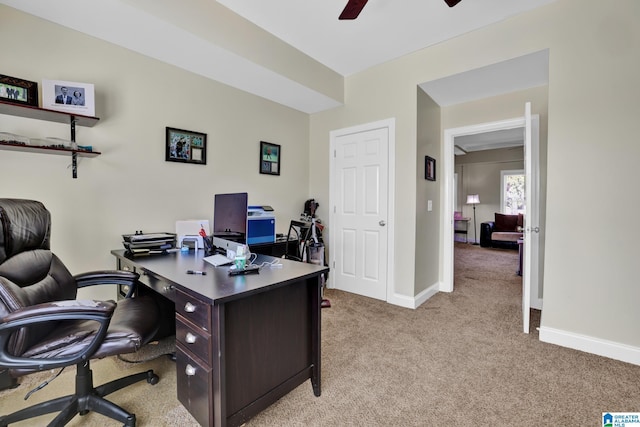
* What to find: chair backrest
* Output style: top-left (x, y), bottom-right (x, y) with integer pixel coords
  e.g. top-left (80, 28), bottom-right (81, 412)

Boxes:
top-left (285, 220), bottom-right (312, 262)
top-left (0, 199), bottom-right (77, 356)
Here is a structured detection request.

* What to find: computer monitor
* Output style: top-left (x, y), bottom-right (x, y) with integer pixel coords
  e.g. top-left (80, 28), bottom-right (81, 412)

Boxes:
top-left (213, 192), bottom-right (248, 245)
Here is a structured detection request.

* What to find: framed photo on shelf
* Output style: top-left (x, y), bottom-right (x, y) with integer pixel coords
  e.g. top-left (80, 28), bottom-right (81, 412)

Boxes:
top-left (425, 155), bottom-right (436, 181)
top-left (260, 141), bottom-right (280, 175)
top-left (0, 74), bottom-right (38, 107)
top-left (42, 79), bottom-right (95, 117)
top-left (165, 127), bottom-right (207, 165)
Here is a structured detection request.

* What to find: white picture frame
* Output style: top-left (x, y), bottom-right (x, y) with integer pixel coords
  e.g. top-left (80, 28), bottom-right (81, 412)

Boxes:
top-left (42, 79), bottom-right (95, 117)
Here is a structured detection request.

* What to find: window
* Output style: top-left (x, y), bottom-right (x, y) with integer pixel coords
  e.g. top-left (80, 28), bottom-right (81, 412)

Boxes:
top-left (501, 169), bottom-right (525, 214)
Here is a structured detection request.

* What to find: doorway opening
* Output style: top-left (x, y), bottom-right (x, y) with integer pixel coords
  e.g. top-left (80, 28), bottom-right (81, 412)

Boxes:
top-left (442, 113), bottom-right (543, 336)
top-left (443, 115), bottom-right (540, 297)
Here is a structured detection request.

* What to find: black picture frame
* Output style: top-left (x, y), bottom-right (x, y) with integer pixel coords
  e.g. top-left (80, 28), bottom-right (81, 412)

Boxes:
top-left (0, 74), bottom-right (38, 107)
top-left (260, 141), bottom-right (281, 175)
top-left (165, 127), bottom-right (207, 165)
top-left (425, 156), bottom-right (436, 181)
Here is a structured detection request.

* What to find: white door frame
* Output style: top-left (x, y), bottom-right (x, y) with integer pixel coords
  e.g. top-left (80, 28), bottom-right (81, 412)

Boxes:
top-left (329, 118), bottom-right (396, 302)
top-left (442, 116), bottom-right (540, 298)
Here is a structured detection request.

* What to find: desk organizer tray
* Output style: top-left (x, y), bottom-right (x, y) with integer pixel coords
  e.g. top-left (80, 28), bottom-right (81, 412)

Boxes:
top-left (122, 232), bottom-right (177, 253)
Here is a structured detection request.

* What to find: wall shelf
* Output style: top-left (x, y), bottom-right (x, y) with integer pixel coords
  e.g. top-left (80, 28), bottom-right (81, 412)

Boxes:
top-left (0, 142), bottom-right (100, 158)
top-left (0, 100), bottom-right (100, 178)
top-left (0, 100), bottom-right (99, 127)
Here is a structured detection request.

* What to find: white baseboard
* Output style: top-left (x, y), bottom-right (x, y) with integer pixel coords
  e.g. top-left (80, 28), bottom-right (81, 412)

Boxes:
top-left (387, 282), bottom-right (440, 309)
top-left (539, 326), bottom-right (640, 366)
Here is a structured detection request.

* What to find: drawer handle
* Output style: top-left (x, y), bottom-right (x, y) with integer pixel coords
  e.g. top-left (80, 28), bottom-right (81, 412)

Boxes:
top-left (185, 332), bottom-right (197, 344)
top-left (163, 285), bottom-right (174, 292)
top-left (184, 302), bottom-right (196, 313)
top-left (185, 364), bottom-right (197, 376)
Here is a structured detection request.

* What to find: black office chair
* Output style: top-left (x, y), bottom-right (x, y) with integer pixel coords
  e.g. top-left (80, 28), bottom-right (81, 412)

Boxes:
top-left (284, 220), bottom-right (313, 262)
top-left (284, 219), bottom-right (331, 308)
top-left (0, 199), bottom-right (161, 427)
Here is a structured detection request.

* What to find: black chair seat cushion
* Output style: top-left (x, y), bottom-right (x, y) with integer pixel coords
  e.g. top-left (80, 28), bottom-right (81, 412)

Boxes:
top-left (25, 296), bottom-right (159, 360)
top-left (11, 296), bottom-right (159, 377)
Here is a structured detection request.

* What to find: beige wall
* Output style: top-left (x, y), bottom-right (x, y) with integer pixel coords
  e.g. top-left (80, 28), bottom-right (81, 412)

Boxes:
top-left (311, 0), bottom-right (640, 353)
top-left (415, 89), bottom-right (441, 295)
top-left (0, 7), bottom-right (311, 300)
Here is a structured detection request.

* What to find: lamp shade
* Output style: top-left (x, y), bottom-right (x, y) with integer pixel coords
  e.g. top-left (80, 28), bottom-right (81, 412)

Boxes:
top-left (466, 194), bottom-right (480, 205)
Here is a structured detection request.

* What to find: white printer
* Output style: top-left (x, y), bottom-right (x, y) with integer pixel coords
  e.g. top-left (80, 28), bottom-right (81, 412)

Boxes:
top-left (247, 206), bottom-right (275, 245)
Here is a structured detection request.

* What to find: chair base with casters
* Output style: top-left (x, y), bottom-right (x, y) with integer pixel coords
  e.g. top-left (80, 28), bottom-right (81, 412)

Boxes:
top-left (0, 362), bottom-right (159, 427)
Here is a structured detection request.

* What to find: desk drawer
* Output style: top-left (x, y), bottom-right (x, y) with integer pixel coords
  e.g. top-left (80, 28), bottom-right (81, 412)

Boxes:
top-left (115, 258), bottom-right (176, 302)
top-left (175, 288), bottom-right (211, 332)
top-left (137, 270), bottom-right (176, 301)
top-left (176, 314), bottom-right (211, 365)
top-left (176, 346), bottom-right (212, 427)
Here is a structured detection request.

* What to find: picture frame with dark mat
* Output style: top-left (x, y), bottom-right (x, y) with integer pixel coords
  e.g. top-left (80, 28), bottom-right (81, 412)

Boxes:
top-left (260, 141), bottom-right (280, 175)
top-left (165, 127), bottom-right (207, 165)
top-left (0, 74), bottom-right (38, 107)
top-left (425, 155), bottom-right (436, 181)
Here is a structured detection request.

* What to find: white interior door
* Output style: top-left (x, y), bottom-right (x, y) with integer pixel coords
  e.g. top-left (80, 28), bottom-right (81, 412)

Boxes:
top-left (523, 102), bottom-right (534, 333)
top-left (330, 123), bottom-right (389, 301)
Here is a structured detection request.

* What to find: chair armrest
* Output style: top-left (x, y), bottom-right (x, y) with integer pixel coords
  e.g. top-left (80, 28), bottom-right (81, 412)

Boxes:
top-left (0, 300), bottom-right (115, 370)
top-left (74, 270), bottom-right (139, 288)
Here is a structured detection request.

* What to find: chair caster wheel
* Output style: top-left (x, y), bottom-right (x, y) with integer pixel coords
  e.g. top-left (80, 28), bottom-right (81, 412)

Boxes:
top-left (147, 373), bottom-right (160, 385)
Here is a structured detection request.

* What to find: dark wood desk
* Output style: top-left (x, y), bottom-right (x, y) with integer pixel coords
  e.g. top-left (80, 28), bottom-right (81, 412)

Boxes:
top-left (111, 249), bottom-right (328, 427)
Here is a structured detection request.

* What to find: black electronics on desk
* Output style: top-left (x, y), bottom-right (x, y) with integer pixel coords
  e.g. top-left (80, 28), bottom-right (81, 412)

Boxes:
top-left (213, 192), bottom-right (248, 244)
top-left (122, 232), bottom-right (177, 256)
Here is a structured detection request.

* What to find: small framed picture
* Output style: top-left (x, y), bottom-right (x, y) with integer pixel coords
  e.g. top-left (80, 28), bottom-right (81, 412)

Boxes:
top-left (165, 127), bottom-right (207, 165)
top-left (0, 74), bottom-right (38, 107)
top-left (425, 156), bottom-right (436, 181)
top-left (260, 141), bottom-right (280, 176)
top-left (42, 79), bottom-right (95, 117)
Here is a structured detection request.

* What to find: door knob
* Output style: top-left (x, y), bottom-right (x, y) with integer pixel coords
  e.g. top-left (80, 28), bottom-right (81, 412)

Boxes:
top-left (379, 220), bottom-right (386, 226)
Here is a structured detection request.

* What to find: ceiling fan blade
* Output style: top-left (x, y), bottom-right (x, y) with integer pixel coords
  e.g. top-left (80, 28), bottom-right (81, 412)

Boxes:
top-left (339, 0), bottom-right (368, 20)
top-left (444, 0), bottom-right (462, 6)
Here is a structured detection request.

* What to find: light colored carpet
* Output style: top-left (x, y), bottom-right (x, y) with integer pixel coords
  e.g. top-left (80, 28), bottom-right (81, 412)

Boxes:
top-left (1, 243), bottom-right (639, 426)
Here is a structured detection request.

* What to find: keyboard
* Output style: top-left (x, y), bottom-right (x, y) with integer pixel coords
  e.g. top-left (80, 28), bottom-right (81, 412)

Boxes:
top-left (204, 253), bottom-right (233, 267)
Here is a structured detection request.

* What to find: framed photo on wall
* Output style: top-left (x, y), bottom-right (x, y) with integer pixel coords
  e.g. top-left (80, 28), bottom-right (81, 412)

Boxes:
top-left (260, 141), bottom-right (280, 175)
top-left (425, 156), bottom-right (436, 181)
top-left (0, 74), bottom-right (38, 107)
top-left (165, 127), bottom-right (207, 165)
top-left (42, 79), bottom-right (95, 117)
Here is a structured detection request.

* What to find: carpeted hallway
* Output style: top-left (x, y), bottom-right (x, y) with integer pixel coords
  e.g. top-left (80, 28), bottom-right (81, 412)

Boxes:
top-left (1, 243), bottom-right (638, 426)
